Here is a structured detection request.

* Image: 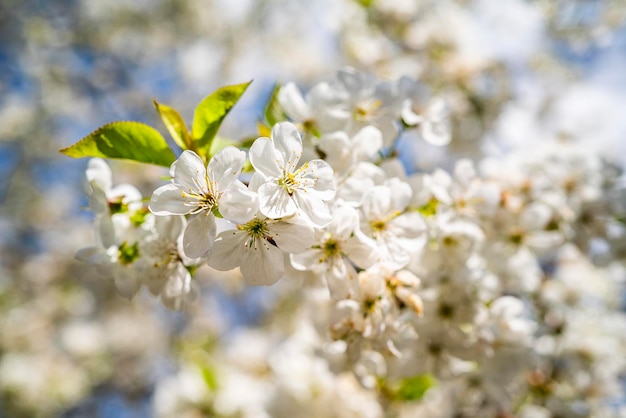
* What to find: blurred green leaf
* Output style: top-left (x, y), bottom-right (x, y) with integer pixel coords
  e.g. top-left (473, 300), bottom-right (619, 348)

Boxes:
top-left (355, 0), bottom-right (375, 8)
top-left (201, 365), bottom-right (219, 391)
top-left (192, 80), bottom-right (252, 161)
top-left (209, 136), bottom-right (238, 156)
top-left (60, 121), bottom-right (176, 167)
top-left (154, 99), bottom-right (192, 151)
top-left (264, 83), bottom-right (285, 126)
top-left (394, 373), bottom-right (436, 401)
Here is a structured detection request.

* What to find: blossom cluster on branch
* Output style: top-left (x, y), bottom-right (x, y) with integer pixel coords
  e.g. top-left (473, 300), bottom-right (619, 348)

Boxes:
top-left (70, 67), bottom-right (626, 417)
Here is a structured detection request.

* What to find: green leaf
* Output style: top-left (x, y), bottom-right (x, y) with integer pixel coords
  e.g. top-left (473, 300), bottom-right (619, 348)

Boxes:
top-left (264, 83), bottom-right (285, 126)
top-left (394, 374), bottom-right (436, 401)
top-left (60, 121), bottom-right (176, 167)
top-left (209, 136), bottom-right (238, 156)
top-left (201, 365), bottom-right (219, 391)
top-left (354, 0), bottom-right (375, 8)
top-left (192, 80), bottom-right (252, 161)
top-left (153, 99), bottom-right (193, 151)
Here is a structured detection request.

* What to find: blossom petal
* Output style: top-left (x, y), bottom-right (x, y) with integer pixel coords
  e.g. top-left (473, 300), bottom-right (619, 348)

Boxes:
top-left (149, 184), bottom-right (190, 215)
top-left (331, 205), bottom-right (359, 241)
top-left (301, 159), bottom-right (336, 201)
top-left (344, 231), bottom-right (379, 269)
top-left (207, 231), bottom-right (247, 271)
top-left (290, 249), bottom-right (322, 271)
top-left (421, 98), bottom-right (451, 146)
top-left (293, 192), bottom-right (332, 227)
top-left (208, 146), bottom-right (246, 191)
top-left (155, 214), bottom-right (184, 241)
top-left (270, 220), bottom-right (315, 253)
top-left (88, 186), bottom-right (108, 214)
top-left (258, 182), bottom-right (297, 219)
top-left (75, 246), bottom-right (109, 265)
top-left (240, 239), bottom-right (284, 286)
top-left (183, 214), bottom-right (216, 259)
top-left (352, 126), bottom-right (383, 160)
top-left (219, 181), bottom-right (258, 224)
top-left (171, 150), bottom-right (207, 192)
top-left (361, 186), bottom-right (391, 221)
top-left (110, 184), bottom-right (143, 212)
top-left (271, 122), bottom-right (302, 172)
top-left (113, 265), bottom-right (140, 299)
top-left (86, 158), bottom-right (112, 192)
top-left (326, 259), bottom-right (359, 300)
top-left (249, 137), bottom-right (282, 179)
top-left (96, 215), bottom-right (116, 248)
top-left (278, 82), bottom-right (312, 121)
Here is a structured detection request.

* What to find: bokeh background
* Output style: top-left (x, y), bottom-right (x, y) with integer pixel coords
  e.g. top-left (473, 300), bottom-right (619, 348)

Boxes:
top-left (1, 0), bottom-right (626, 416)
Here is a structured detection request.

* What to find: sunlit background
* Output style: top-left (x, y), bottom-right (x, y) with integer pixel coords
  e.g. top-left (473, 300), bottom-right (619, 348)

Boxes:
top-left (1, 0), bottom-right (626, 416)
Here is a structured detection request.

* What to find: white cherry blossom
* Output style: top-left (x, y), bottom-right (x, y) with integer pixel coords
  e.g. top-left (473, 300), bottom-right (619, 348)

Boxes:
top-left (249, 122), bottom-right (336, 227)
top-left (291, 204), bottom-right (378, 299)
top-left (207, 214), bottom-right (314, 286)
top-left (149, 147), bottom-right (258, 258)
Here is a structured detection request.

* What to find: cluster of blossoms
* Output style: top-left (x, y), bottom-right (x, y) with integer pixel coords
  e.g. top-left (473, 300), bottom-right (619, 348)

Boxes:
top-left (76, 68), bottom-right (626, 417)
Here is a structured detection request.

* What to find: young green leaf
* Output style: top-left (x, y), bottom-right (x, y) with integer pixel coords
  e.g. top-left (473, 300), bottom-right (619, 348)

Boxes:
top-left (60, 121), bottom-right (176, 167)
top-left (393, 373), bottom-right (436, 401)
top-left (153, 99), bottom-right (193, 151)
top-left (192, 80), bottom-right (252, 161)
top-left (263, 83), bottom-right (285, 126)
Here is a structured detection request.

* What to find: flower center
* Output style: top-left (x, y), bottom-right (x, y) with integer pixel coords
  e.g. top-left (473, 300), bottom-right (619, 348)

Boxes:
top-left (241, 217), bottom-right (270, 239)
top-left (278, 172), bottom-right (299, 196)
top-left (323, 238), bottom-right (340, 257)
top-left (277, 162), bottom-right (315, 196)
top-left (181, 189), bottom-right (218, 214)
top-left (180, 174), bottom-right (220, 215)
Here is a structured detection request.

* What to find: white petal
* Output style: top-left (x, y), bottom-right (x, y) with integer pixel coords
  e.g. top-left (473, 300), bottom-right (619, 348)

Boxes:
top-left (271, 122), bottom-right (303, 172)
top-left (113, 265), bottom-right (140, 299)
top-left (520, 203), bottom-right (552, 231)
top-left (352, 126), bottom-right (383, 159)
top-left (208, 146), bottom-right (246, 191)
top-left (344, 231), bottom-right (379, 269)
top-left (318, 132), bottom-right (350, 172)
top-left (240, 239), bottom-right (284, 286)
top-left (162, 265), bottom-right (191, 299)
top-left (331, 205), bottom-right (360, 241)
top-left (247, 172), bottom-right (266, 193)
top-left (326, 259), bottom-right (359, 300)
top-left (219, 181), bottom-right (258, 224)
top-left (110, 184), bottom-right (142, 211)
top-left (278, 82), bottom-right (312, 121)
top-left (361, 186), bottom-right (391, 221)
top-left (401, 101), bottom-right (423, 126)
top-left (290, 249), bottom-right (323, 271)
top-left (386, 178), bottom-right (412, 212)
top-left (154, 214), bottom-right (184, 241)
top-left (149, 184), bottom-right (190, 215)
top-left (525, 231), bottom-right (563, 250)
top-left (270, 220), bottom-right (315, 253)
top-left (301, 159), bottom-right (336, 201)
top-left (420, 98), bottom-right (451, 146)
top-left (258, 182), bottom-right (297, 219)
top-left (207, 231), bottom-right (247, 271)
top-left (171, 150), bottom-right (208, 192)
top-left (146, 274), bottom-right (167, 296)
top-left (183, 214), bottom-right (216, 259)
top-left (293, 192), bottom-right (332, 227)
top-left (96, 215), bottom-right (116, 248)
top-left (249, 137), bottom-right (282, 178)
top-left (76, 246), bottom-right (109, 265)
top-left (88, 186), bottom-right (108, 214)
top-left (389, 212), bottom-right (426, 239)
top-left (86, 158), bottom-right (112, 192)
